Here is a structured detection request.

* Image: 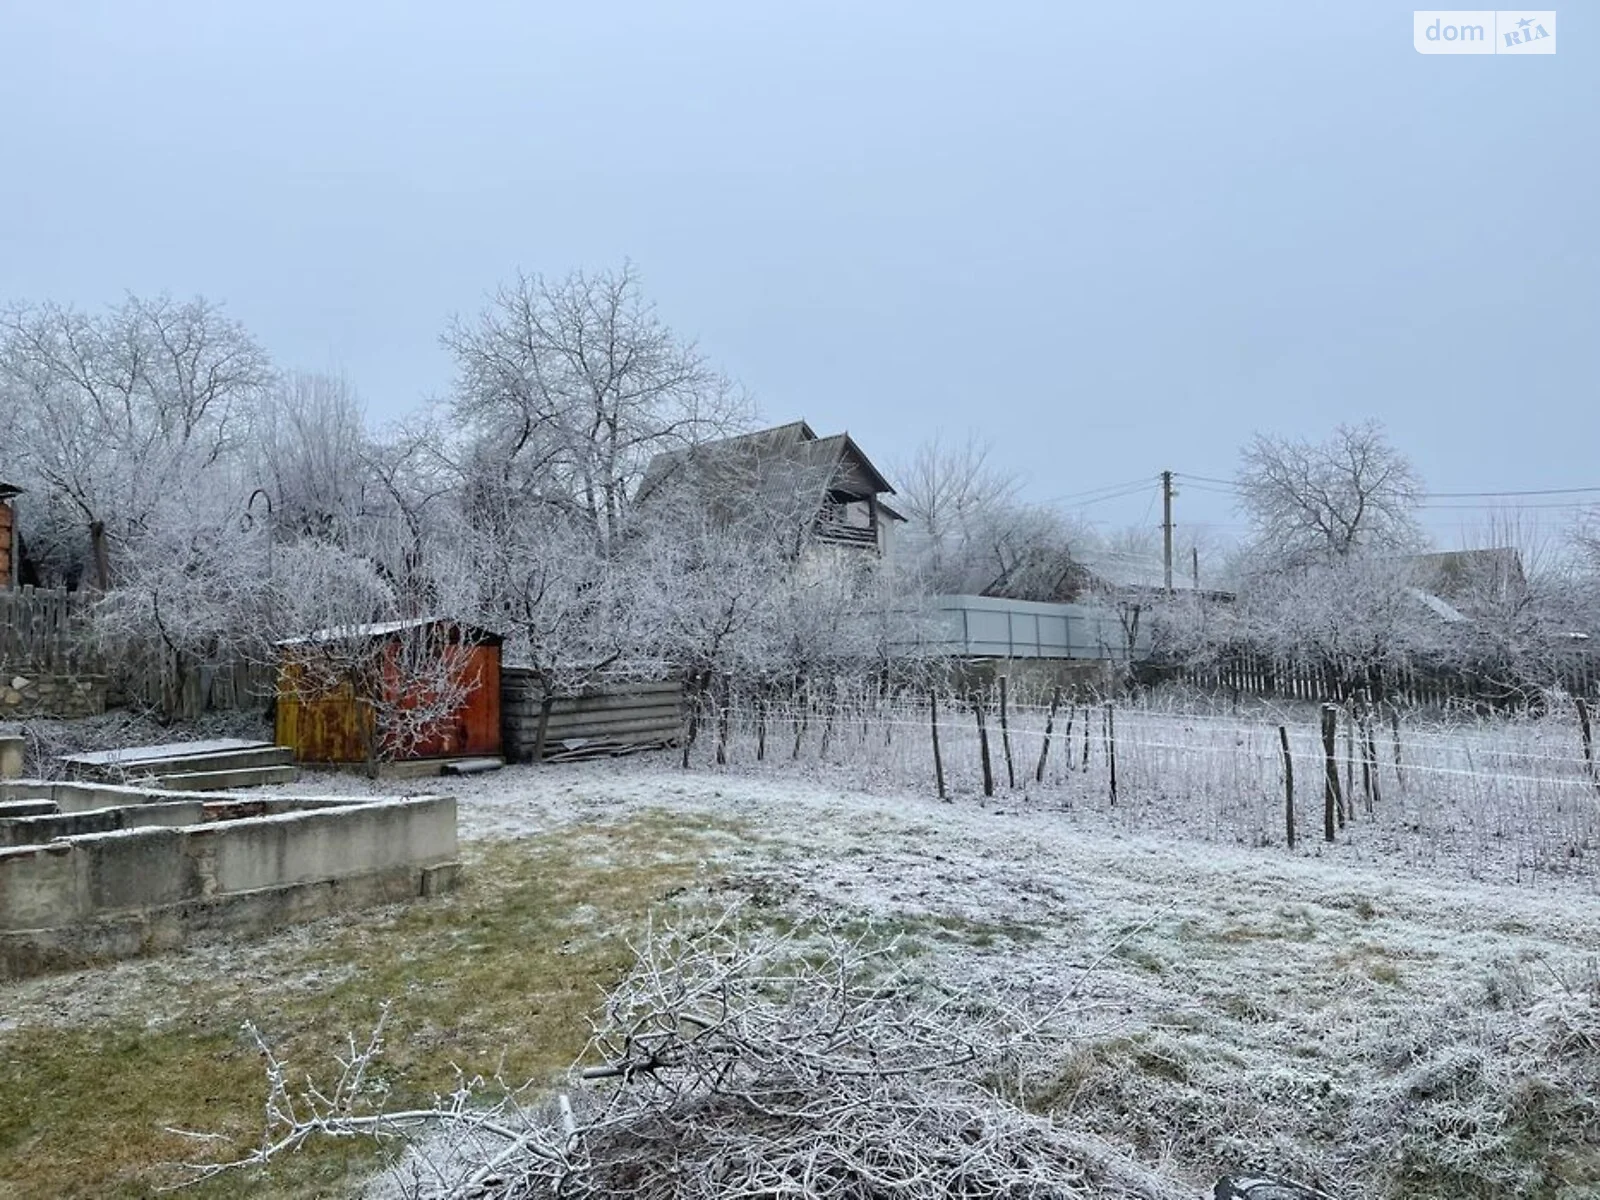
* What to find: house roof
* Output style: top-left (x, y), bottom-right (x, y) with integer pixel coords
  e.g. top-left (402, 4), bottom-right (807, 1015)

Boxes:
top-left (1402, 548), bottom-right (1526, 597)
top-left (635, 421), bottom-right (898, 515)
top-left (275, 616), bottom-right (502, 648)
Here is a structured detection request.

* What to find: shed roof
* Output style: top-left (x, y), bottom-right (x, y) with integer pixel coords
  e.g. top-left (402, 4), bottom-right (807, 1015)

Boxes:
top-left (275, 616), bottom-right (502, 648)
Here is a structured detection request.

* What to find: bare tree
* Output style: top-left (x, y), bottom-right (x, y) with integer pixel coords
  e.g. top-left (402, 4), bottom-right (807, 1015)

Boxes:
top-left (252, 370), bottom-right (371, 541)
top-left (895, 435), bottom-right (1087, 598)
top-left (0, 295), bottom-right (273, 588)
top-left (444, 264), bottom-right (750, 552)
top-left (1235, 421), bottom-right (1424, 567)
top-left (270, 536), bottom-right (485, 773)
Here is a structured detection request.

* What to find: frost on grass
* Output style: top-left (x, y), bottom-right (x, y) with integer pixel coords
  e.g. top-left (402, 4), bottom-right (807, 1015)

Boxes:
top-left (182, 916), bottom-right (1189, 1200)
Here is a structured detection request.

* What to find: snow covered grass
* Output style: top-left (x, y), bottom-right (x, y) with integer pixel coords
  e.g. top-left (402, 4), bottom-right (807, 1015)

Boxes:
top-left (0, 812), bottom-right (748, 1199)
top-left (289, 750), bottom-right (1600, 1198)
top-left (6, 694), bottom-right (1600, 1197)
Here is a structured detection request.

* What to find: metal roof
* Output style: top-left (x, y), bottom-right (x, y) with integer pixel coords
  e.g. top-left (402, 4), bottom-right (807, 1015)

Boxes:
top-left (275, 616), bottom-right (502, 647)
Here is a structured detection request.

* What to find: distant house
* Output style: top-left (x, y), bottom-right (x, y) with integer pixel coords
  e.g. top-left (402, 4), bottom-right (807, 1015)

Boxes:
top-left (0, 483), bottom-right (20, 590)
top-left (1404, 548), bottom-right (1527, 601)
top-left (636, 421), bottom-right (903, 556)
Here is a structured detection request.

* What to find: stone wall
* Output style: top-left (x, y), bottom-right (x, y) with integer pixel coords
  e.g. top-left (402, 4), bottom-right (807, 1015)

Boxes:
top-left (0, 667), bottom-right (107, 719)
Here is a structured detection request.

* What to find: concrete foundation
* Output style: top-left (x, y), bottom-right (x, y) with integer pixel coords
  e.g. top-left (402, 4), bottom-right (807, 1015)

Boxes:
top-left (0, 784), bottom-right (459, 979)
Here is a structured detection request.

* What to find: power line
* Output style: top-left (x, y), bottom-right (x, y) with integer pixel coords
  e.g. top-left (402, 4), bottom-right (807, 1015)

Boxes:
top-left (1046, 477), bottom-right (1154, 505)
top-left (1175, 470), bottom-right (1600, 502)
top-left (1053, 482), bottom-right (1155, 509)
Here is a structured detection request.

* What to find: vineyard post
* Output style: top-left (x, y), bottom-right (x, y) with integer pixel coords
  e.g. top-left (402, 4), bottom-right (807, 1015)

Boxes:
top-left (1279, 724), bottom-right (1295, 849)
top-left (1036, 685), bottom-right (1062, 783)
top-left (975, 688), bottom-right (995, 798)
top-left (1320, 704), bottom-right (1340, 842)
top-left (998, 675), bottom-right (1016, 789)
top-left (1105, 702), bottom-right (1118, 807)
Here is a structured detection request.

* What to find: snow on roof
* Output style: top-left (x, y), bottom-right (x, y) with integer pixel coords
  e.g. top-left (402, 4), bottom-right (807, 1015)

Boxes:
top-left (1407, 587), bottom-right (1468, 623)
top-left (275, 616), bottom-right (501, 647)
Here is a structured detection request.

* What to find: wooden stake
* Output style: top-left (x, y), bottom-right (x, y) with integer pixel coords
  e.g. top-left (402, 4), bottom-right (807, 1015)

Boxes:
top-left (1105, 702), bottom-right (1118, 806)
top-left (976, 691), bottom-right (995, 798)
top-left (1388, 702), bottom-right (1405, 795)
top-left (1279, 724), bottom-right (1295, 849)
top-left (1321, 704), bottom-right (1340, 842)
top-left (930, 689), bottom-right (947, 801)
top-left (1578, 696), bottom-right (1595, 779)
top-left (1035, 686), bottom-right (1062, 783)
top-left (1362, 708), bottom-right (1381, 813)
top-left (998, 675), bottom-right (1016, 789)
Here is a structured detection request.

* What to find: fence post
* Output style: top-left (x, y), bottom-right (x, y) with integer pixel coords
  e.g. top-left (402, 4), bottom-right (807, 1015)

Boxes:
top-left (1035, 686), bottom-right (1062, 783)
top-left (756, 695), bottom-right (767, 762)
top-left (1362, 703), bottom-right (1381, 813)
top-left (1320, 704), bottom-right (1340, 842)
top-left (1342, 706), bottom-right (1354, 826)
top-left (1388, 702), bottom-right (1406, 795)
top-left (1105, 702), bottom-right (1118, 807)
top-left (975, 690), bottom-right (995, 798)
top-left (998, 675), bottom-right (1016, 788)
top-left (1578, 697), bottom-right (1595, 781)
top-left (930, 689), bottom-right (947, 802)
top-left (714, 675), bottom-right (731, 766)
top-left (1279, 725), bottom-right (1295, 850)
top-left (1081, 705), bottom-right (1092, 769)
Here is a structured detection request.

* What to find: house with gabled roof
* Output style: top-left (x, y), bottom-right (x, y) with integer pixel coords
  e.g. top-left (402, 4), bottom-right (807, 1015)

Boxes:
top-left (635, 421), bottom-right (903, 556)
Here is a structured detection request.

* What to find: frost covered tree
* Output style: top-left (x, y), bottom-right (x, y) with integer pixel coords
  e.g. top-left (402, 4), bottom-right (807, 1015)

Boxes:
top-left (0, 295), bottom-right (273, 588)
top-left (251, 370), bottom-right (371, 541)
top-left (894, 436), bottom-right (1086, 599)
top-left (1235, 421), bottom-right (1423, 568)
top-left (270, 535), bottom-right (485, 773)
top-left (444, 264), bottom-right (750, 552)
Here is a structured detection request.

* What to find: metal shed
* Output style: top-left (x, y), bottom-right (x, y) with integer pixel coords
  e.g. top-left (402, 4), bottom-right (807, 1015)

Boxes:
top-left (275, 618), bottom-right (502, 765)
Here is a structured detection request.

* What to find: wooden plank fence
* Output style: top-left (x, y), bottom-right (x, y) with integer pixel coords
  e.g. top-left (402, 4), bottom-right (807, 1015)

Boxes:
top-left (501, 669), bottom-right (684, 760)
top-left (0, 587), bottom-right (89, 673)
top-left (1161, 650), bottom-right (1600, 710)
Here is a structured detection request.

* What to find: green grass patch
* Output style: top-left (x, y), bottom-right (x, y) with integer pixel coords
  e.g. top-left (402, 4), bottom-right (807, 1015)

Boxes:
top-left (0, 811), bottom-right (743, 1199)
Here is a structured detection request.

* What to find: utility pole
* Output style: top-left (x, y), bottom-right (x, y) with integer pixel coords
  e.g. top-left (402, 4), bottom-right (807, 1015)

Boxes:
top-left (1161, 470), bottom-right (1174, 594)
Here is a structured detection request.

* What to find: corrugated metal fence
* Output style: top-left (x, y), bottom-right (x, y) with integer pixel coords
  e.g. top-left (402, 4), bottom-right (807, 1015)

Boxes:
top-left (502, 669), bottom-right (685, 760)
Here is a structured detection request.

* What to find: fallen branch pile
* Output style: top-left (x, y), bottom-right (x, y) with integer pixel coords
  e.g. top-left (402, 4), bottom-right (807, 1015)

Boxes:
top-left (179, 917), bottom-right (1191, 1199)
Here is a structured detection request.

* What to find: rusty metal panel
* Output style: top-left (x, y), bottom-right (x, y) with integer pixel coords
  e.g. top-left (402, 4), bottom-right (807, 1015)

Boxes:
top-left (276, 631), bottom-right (501, 764)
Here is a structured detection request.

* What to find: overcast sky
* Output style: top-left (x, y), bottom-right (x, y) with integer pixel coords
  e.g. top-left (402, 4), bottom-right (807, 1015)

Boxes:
top-left (2, 1), bottom-right (1594, 560)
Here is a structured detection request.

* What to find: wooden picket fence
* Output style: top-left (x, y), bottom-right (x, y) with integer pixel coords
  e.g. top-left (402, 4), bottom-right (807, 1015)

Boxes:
top-left (1160, 649), bottom-right (1600, 710)
top-left (0, 586), bottom-right (90, 672)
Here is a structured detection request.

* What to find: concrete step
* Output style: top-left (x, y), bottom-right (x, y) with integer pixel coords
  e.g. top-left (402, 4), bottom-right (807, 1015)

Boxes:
top-left (63, 741), bottom-right (294, 782)
top-left (149, 765), bottom-right (299, 791)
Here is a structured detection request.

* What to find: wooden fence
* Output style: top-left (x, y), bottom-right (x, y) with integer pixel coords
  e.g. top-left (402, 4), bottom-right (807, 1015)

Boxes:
top-left (1160, 650), bottom-right (1600, 710)
top-left (501, 670), bottom-right (685, 761)
top-left (0, 587), bottom-right (90, 672)
top-left (0, 587), bottom-right (274, 720)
